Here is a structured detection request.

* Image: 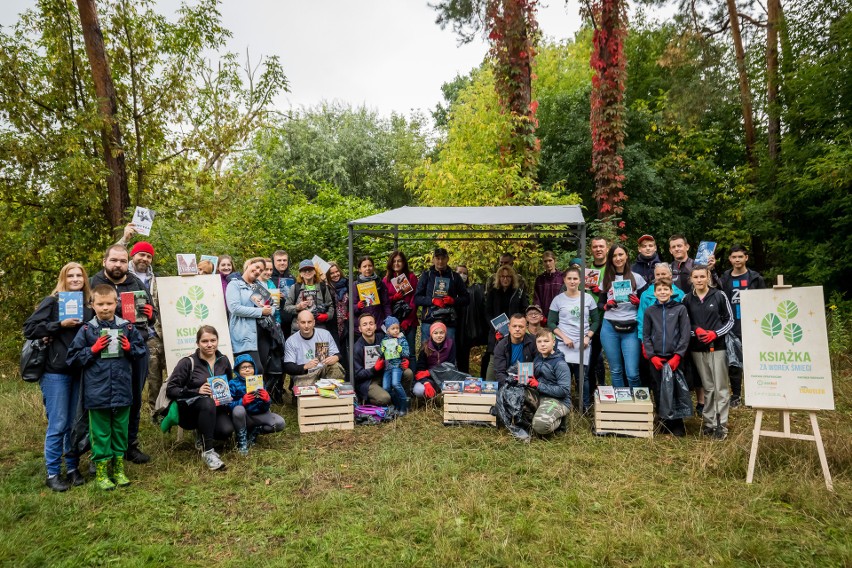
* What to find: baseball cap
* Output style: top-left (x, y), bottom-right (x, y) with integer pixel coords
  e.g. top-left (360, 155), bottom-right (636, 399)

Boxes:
top-left (298, 259), bottom-right (315, 270)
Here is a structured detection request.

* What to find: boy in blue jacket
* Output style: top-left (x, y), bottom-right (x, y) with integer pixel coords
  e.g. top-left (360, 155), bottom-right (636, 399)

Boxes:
top-left (66, 285), bottom-right (147, 490)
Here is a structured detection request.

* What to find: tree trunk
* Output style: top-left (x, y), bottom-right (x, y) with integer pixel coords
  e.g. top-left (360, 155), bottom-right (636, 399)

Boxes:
top-left (77, 0), bottom-right (130, 229)
top-left (767, 0), bottom-right (781, 163)
top-left (725, 0), bottom-right (758, 169)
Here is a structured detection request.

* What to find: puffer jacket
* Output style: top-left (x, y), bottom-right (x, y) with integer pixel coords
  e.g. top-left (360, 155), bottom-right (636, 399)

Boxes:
top-left (532, 352), bottom-right (572, 407)
top-left (228, 354), bottom-right (270, 415)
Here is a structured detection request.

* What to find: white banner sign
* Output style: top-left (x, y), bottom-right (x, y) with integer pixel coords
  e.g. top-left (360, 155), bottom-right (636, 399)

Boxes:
top-left (741, 286), bottom-right (834, 410)
top-left (158, 275), bottom-right (233, 376)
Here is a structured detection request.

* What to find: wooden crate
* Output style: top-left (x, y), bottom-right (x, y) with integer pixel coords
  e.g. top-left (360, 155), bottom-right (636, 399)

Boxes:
top-left (443, 393), bottom-right (497, 426)
top-left (594, 394), bottom-right (654, 438)
top-left (298, 396), bottom-right (354, 433)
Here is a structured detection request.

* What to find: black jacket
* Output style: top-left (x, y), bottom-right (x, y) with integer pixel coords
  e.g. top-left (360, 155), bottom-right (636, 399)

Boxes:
top-left (631, 253), bottom-right (662, 285)
top-left (90, 271), bottom-right (156, 341)
top-left (485, 286), bottom-right (529, 351)
top-left (353, 332), bottom-right (384, 400)
top-left (493, 333), bottom-right (537, 384)
top-left (719, 268), bottom-right (766, 337)
top-left (166, 349), bottom-right (233, 401)
top-left (415, 266), bottom-right (470, 325)
top-left (642, 300), bottom-right (691, 359)
top-left (23, 295), bottom-right (95, 375)
top-left (533, 352), bottom-right (572, 406)
top-left (682, 287), bottom-right (734, 352)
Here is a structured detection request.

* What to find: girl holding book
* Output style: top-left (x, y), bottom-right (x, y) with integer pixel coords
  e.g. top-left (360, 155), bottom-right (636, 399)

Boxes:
top-left (413, 322), bottom-right (457, 400)
top-left (352, 256), bottom-right (390, 335)
top-left (382, 251), bottom-right (419, 369)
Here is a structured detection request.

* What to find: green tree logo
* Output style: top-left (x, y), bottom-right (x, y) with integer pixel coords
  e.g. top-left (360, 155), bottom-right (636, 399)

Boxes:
top-left (176, 287), bottom-right (210, 320)
top-left (783, 323), bottom-right (803, 344)
top-left (176, 296), bottom-right (193, 316)
top-left (761, 313), bottom-right (782, 338)
top-left (763, 300), bottom-right (803, 345)
top-left (777, 300), bottom-right (798, 320)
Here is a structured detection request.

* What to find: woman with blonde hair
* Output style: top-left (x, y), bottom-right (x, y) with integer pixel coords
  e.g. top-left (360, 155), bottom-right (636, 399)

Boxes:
top-left (484, 264), bottom-right (528, 380)
top-left (23, 262), bottom-right (94, 491)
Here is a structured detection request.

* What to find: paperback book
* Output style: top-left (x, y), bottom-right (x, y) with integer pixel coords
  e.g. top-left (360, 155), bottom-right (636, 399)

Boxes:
top-left (363, 345), bottom-right (381, 369)
top-left (612, 280), bottom-right (633, 303)
top-left (293, 385), bottom-right (318, 397)
top-left (391, 273), bottom-right (414, 296)
top-left (614, 387), bottom-right (634, 402)
top-left (120, 290), bottom-right (148, 324)
top-left (585, 268), bottom-right (601, 288)
top-left (695, 241), bottom-right (717, 266)
top-left (481, 381), bottom-right (498, 395)
top-left (58, 291), bottom-right (84, 321)
top-left (381, 337), bottom-right (400, 360)
top-left (245, 375), bottom-right (264, 394)
top-left (312, 255), bottom-right (331, 275)
top-left (356, 281), bottom-right (380, 306)
top-left (314, 341), bottom-right (330, 362)
top-left (278, 277), bottom-right (295, 298)
top-left (176, 254), bottom-right (198, 276)
top-left (442, 380), bottom-right (463, 394)
top-left (632, 387), bottom-right (651, 402)
top-left (463, 379), bottom-right (482, 394)
top-left (432, 277), bottom-right (450, 298)
top-left (131, 206), bottom-right (155, 236)
top-left (490, 313), bottom-right (510, 336)
top-left (597, 386), bottom-right (617, 403)
top-left (208, 376), bottom-right (231, 406)
top-left (337, 383), bottom-right (356, 397)
top-left (517, 362), bottom-right (535, 385)
top-left (200, 254), bottom-right (219, 273)
top-left (99, 328), bottom-right (122, 359)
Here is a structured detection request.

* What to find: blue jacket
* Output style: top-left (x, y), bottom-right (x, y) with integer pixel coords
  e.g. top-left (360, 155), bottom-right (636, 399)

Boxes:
top-left (533, 352), bottom-right (572, 407)
top-left (228, 354), bottom-right (269, 414)
top-left (66, 316), bottom-right (147, 410)
top-left (226, 277), bottom-right (271, 352)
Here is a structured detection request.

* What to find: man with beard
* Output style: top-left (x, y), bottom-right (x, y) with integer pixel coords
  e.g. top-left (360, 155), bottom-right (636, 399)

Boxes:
top-left (90, 244), bottom-right (156, 464)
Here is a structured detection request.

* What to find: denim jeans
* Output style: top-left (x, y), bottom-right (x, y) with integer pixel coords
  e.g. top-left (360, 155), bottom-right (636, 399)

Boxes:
top-left (383, 366), bottom-right (408, 411)
top-left (39, 373), bottom-right (81, 476)
top-left (599, 320), bottom-right (641, 387)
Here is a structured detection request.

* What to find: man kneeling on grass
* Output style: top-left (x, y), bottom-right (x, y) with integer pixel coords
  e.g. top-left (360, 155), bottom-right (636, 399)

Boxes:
top-left (283, 310), bottom-right (345, 388)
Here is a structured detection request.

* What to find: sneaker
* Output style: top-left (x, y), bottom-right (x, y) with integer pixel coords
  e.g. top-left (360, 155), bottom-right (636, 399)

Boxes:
top-left (45, 475), bottom-right (70, 492)
top-left (65, 469), bottom-right (87, 487)
top-left (730, 396), bottom-right (741, 408)
top-left (202, 449), bottom-right (225, 471)
top-left (125, 445), bottom-right (151, 464)
top-left (695, 403), bottom-right (704, 417)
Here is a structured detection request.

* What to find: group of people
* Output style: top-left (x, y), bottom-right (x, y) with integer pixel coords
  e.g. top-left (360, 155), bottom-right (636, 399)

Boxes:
top-left (24, 221), bottom-right (764, 491)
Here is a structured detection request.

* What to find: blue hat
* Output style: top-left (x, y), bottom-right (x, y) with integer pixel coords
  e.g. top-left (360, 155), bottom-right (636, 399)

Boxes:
top-left (298, 259), bottom-right (315, 270)
top-left (384, 316), bottom-right (400, 329)
top-left (234, 353), bottom-right (256, 374)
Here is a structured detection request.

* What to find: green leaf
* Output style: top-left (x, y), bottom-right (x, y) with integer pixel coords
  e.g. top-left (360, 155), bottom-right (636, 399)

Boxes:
top-left (783, 323), bottom-right (803, 344)
top-left (777, 300), bottom-right (799, 320)
top-left (176, 296), bottom-right (193, 316)
top-left (761, 313), bottom-right (782, 337)
top-left (188, 285), bottom-right (205, 302)
top-left (193, 303), bottom-right (210, 320)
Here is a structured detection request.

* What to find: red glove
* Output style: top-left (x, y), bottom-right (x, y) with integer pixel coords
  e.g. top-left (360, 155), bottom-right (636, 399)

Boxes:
top-left (400, 359), bottom-right (410, 370)
top-left (641, 343), bottom-right (648, 359)
top-left (257, 388), bottom-right (271, 402)
top-left (374, 358), bottom-right (385, 372)
top-left (668, 354), bottom-right (682, 371)
top-left (91, 335), bottom-right (110, 354)
top-left (423, 382), bottom-right (436, 398)
top-left (701, 330), bottom-right (717, 344)
top-left (391, 292), bottom-right (403, 302)
top-left (432, 298), bottom-right (445, 308)
top-left (442, 296), bottom-right (455, 306)
top-left (527, 377), bottom-right (539, 388)
top-left (242, 393), bottom-right (255, 405)
top-left (590, 285), bottom-right (602, 294)
top-left (416, 370), bottom-right (430, 381)
top-left (400, 320), bottom-right (410, 332)
top-left (495, 331), bottom-right (503, 341)
top-left (650, 356), bottom-right (665, 371)
top-left (120, 335), bottom-right (131, 351)
top-left (142, 304), bottom-right (154, 319)
top-left (316, 313), bottom-right (329, 323)
top-left (356, 300), bottom-right (367, 310)
top-left (604, 300), bottom-right (617, 311)
top-left (628, 294), bottom-right (640, 306)
top-left (695, 327), bottom-right (707, 340)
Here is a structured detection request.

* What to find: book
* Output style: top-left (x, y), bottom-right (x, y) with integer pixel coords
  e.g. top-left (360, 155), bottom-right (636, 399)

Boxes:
top-left (490, 313), bottom-right (510, 336)
top-left (58, 291), bottom-right (84, 321)
top-left (120, 290), bottom-right (148, 324)
top-left (481, 381), bottom-right (498, 395)
top-left (200, 255), bottom-right (219, 274)
top-left (432, 277), bottom-right (450, 298)
top-left (99, 328), bottom-right (122, 359)
top-left (612, 280), bottom-right (632, 303)
top-left (632, 387), bottom-right (651, 402)
top-left (269, 288), bottom-right (281, 309)
top-left (381, 337), bottom-right (400, 360)
top-left (585, 268), bottom-right (602, 288)
top-left (311, 255), bottom-right (331, 275)
top-left (614, 387), bottom-right (634, 402)
top-left (208, 375), bottom-right (231, 406)
top-left (356, 280), bottom-right (380, 306)
top-left (176, 254), bottom-right (198, 276)
top-left (363, 345), bottom-right (381, 369)
top-left (131, 206), bottom-right (155, 236)
top-left (695, 241), bottom-right (717, 266)
top-left (597, 386), bottom-right (617, 403)
top-left (298, 287), bottom-right (318, 311)
top-left (278, 277), bottom-right (295, 298)
top-left (442, 380), bottom-right (463, 393)
top-left (245, 375), bottom-right (264, 394)
top-left (337, 382), bottom-right (356, 397)
top-left (391, 273), bottom-right (414, 296)
top-left (463, 379), bottom-right (482, 394)
top-left (293, 385), bottom-right (318, 397)
top-left (315, 341), bottom-right (330, 362)
top-left (518, 362), bottom-right (534, 385)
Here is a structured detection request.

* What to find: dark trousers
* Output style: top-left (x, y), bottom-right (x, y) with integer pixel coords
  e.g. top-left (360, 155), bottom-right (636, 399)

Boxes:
top-left (128, 355), bottom-right (149, 448)
top-left (177, 397), bottom-right (234, 451)
top-left (649, 365), bottom-right (685, 434)
top-left (729, 365), bottom-right (742, 399)
top-left (589, 333), bottom-right (605, 386)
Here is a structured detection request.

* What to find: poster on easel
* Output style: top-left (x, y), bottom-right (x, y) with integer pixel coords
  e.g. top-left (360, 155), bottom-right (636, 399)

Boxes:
top-left (740, 286), bottom-right (834, 410)
top-left (158, 274), bottom-right (233, 376)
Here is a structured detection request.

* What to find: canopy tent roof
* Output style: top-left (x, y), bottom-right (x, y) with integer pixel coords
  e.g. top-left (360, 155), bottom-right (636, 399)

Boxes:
top-left (349, 205), bottom-right (585, 228)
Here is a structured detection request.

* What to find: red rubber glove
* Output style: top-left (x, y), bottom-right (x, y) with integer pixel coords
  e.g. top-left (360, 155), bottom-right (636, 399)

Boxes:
top-left (316, 313), bottom-right (329, 323)
top-left (374, 358), bottom-right (385, 372)
top-left (416, 370), bottom-right (430, 381)
top-left (91, 335), bottom-right (110, 354)
top-left (432, 298), bottom-right (445, 308)
top-left (527, 377), bottom-right (539, 388)
top-left (695, 327), bottom-right (707, 341)
top-left (650, 356), bottom-right (665, 371)
top-left (442, 296), bottom-right (455, 306)
top-left (142, 304), bottom-right (154, 319)
top-left (641, 343), bottom-right (648, 359)
top-left (669, 354), bottom-right (682, 371)
top-left (356, 300), bottom-right (367, 310)
top-left (400, 320), bottom-right (410, 332)
top-left (701, 330), bottom-right (717, 344)
top-left (628, 294), bottom-right (640, 306)
top-left (423, 382), bottom-right (436, 398)
top-left (120, 335), bottom-right (131, 351)
top-left (242, 392), bottom-right (255, 405)
top-left (400, 359), bottom-right (410, 370)
top-left (391, 292), bottom-right (403, 302)
top-left (604, 300), bottom-right (618, 311)
top-left (257, 389), bottom-right (271, 402)
top-left (590, 285), bottom-right (602, 294)
top-left (495, 331), bottom-right (503, 341)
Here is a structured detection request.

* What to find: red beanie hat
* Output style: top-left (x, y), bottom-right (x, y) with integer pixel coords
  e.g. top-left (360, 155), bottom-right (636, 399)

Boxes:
top-left (131, 241), bottom-right (155, 258)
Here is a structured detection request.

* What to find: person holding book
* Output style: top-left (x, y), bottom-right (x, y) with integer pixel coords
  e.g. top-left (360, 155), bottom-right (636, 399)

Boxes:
top-left (547, 266), bottom-right (601, 412)
top-left (270, 250), bottom-right (295, 339)
top-left (415, 247), bottom-right (469, 342)
top-left (586, 237), bottom-right (609, 389)
top-left (378, 316), bottom-right (411, 415)
top-left (283, 310), bottom-right (345, 388)
top-left (382, 251), bottom-right (419, 370)
top-left (353, 313), bottom-right (415, 405)
top-left (283, 259), bottom-right (335, 333)
top-left (228, 354), bottom-right (285, 455)
top-left (226, 257), bottom-right (276, 377)
top-left (352, 255), bottom-right (391, 334)
top-left (66, 285), bottom-right (148, 489)
top-left (253, 258), bottom-right (287, 406)
top-left (598, 244), bottom-right (647, 388)
top-left (533, 251), bottom-right (563, 318)
top-left (485, 265), bottom-right (529, 380)
top-left (326, 261), bottom-right (350, 376)
top-left (669, 235), bottom-right (719, 293)
top-left (23, 262), bottom-right (95, 491)
top-left (529, 329), bottom-right (572, 435)
top-left (90, 244), bottom-right (156, 465)
top-left (492, 313), bottom-right (537, 385)
top-left (641, 277), bottom-right (691, 436)
top-left (632, 234), bottom-right (662, 284)
top-left (165, 325), bottom-right (235, 471)
top-left (413, 322), bottom-right (456, 400)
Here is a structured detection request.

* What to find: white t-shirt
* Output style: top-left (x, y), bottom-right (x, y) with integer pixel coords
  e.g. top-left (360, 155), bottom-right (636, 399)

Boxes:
top-left (283, 328), bottom-right (339, 365)
top-left (603, 273), bottom-right (646, 322)
top-left (550, 292), bottom-right (597, 364)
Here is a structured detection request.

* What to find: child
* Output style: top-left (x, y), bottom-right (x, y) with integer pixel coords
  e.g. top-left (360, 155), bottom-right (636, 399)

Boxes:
top-left (228, 354), bottom-right (285, 455)
top-left (529, 329), bottom-right (572, 436)
top-left (66, 285), bottom-right (146, 490)
top-left (642, 277), bottom-right (691, 436)
top-left (379, 316), bottom-right (410, 415)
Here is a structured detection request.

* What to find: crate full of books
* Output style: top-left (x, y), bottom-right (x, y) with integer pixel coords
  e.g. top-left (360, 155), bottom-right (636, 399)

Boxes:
top-left (295, 379), bottom-right (355, 433)
top-left (443, 378), bottom-right (497, 427)
top-left (594, 386), bottom-right (654, 438)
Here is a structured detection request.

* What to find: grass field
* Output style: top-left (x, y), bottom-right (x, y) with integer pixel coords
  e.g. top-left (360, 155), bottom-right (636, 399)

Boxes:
top-left (0, 361), bottom-right (850, 567)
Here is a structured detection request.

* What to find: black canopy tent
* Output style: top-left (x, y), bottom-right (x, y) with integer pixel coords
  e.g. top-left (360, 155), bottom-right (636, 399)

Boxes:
top-left (346, 205), bottom-right (589, 406)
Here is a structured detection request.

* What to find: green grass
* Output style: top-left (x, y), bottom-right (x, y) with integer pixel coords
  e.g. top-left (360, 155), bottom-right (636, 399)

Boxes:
top-left (0, 361), bottom-right (850, 568)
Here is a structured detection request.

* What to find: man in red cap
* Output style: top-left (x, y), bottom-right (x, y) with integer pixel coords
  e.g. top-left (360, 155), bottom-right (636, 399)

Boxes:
top-left (632, 234), bottom-right (662, 285)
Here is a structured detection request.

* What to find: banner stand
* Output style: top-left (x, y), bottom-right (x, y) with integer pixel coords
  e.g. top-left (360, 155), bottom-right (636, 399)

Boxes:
top-left (746, 409), bottom-right (833, 491)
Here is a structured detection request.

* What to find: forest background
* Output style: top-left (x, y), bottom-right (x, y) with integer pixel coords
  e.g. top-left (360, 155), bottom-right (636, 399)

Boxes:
top-left (0, 0), bottom-right (850, 359)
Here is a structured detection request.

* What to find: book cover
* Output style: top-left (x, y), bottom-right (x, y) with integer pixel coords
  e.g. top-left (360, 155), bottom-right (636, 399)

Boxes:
top-left (612, 280), bottom-right (632, 303)
top-left (245, 375), bottom-right (264, 394)
top-left (432, 277), bottom-right (450, 298)
top-left (176, 254), bottom-right (198, 276)
top-left (490, 313), bottom-right (510, 336)
top-left (597, 386), bottom-right (617, 403)
top-left (442, 380), bottom-right (463, 393)
top-left (298, 288), bottom-right (318, 311)
top-left (269, 288), bottom-right (281, 308)
top-left (695, 241), bottom-right (717, 266)
top-left (381, 337), bottom-right (400, 360)
top-left (363, 345), bottom-right (381, 369)
top-left (58, 291), bottom-right (84, 321)
top-left (99, 328), bottom-right (122, 359)
top-left (463, 379), bottom-right (482, 394)
top-left (585, 268), bottom-right (601, 288)
top-left (208, 375), bottom-right (231, 406)
top-left (517, 362), bottom-right (534, 385)
top-left (119, 290), bottom-right (147, 324)
top-left (278, 277), bottom-right (295, 297)
top-left (481, 381), bottom-right (498, 395)
top-left (337, 382), bottom-right (356, 397)
top-left (315, 341), bottom-right (330, 362)
top-left (356, 280), bottom-right (380, 306)
top-left (311, 255), bottom-right (331, 275)
top-left (131, 206), bottom-right (155, 236)
top-left (614, 387), bottom-right (634, 402)
top-left (391, 273), bottom-right (414, 296)
top-left (200, 255), bottom-right (219, 274)
top-left (632, 387), bottom-right (651, 402)
top-left (293, 385), bottom-right (318, 397)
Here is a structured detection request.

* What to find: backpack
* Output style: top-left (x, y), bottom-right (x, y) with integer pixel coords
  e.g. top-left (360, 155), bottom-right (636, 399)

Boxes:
top-left (354, 403), bottom-right (388, 425)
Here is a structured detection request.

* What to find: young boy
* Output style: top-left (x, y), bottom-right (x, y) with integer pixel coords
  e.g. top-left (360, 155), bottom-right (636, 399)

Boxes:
top-left (529, 329), bottom-right (572, 436)
top-left (66, 284), bottom-right (147, 490)
top-left (642, 277), bottom-right (691, 436)
top-left (228, 354), bottom-right (285, 455)
top-left (379, 316), bottom-right (410, 415)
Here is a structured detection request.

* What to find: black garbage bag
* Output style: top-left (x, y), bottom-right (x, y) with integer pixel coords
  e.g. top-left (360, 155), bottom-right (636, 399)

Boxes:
top-left (725, 333), bottom-right (743, 368)
top-left (659, 364), bottom-right (694, 421)
top-left (494, 383), bottom-right (539, 441)
top-left (430, 362), bottom-right (470, 384)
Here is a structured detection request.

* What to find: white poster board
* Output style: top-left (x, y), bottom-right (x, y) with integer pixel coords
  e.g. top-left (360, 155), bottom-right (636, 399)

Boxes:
top-left (741, 286), bottom-right (834, 410)
top-left (158, 274), bottom-right (233, 376)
